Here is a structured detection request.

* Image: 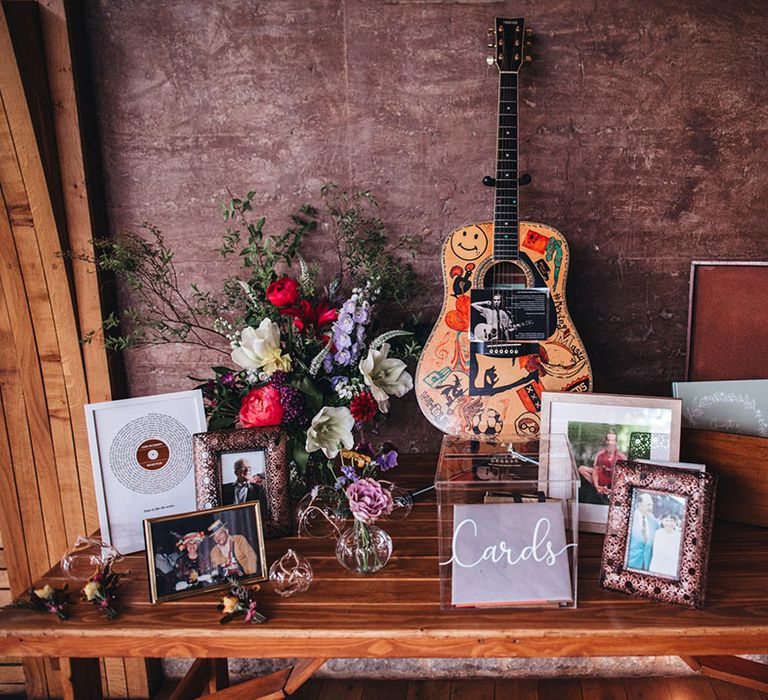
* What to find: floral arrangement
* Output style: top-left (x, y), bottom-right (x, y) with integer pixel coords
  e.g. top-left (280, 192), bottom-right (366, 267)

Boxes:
top-left (82, 185), bottom-right (423, 491)
top-left (12, 584), bottom-right (69, 621)
top-left (222, 279), bottom-right (415, 482)
top-left (81, 563), bottom-right (123, 620)
top-left (219, 578), bottom-right (266, 624)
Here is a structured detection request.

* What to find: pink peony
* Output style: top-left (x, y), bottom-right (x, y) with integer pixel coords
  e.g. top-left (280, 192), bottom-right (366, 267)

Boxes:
top-left (346, 478), bottom-right (393, 525)
top-left (239, 384), bottom-right (284, 427)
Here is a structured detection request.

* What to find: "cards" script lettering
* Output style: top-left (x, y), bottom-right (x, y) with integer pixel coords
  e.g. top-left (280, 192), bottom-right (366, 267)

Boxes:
top-left (441, 517), bottom-right (576, 569)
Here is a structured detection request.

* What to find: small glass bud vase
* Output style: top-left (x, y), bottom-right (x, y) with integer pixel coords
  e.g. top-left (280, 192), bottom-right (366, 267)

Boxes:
top-left (296, 485), bottom-right (347, 538)
top-left (335, 521), bottom-right (392, 575)
top-left (269, 549), bottom-right (313, 597)
top-left (61, 537), bottom-right (123, 581)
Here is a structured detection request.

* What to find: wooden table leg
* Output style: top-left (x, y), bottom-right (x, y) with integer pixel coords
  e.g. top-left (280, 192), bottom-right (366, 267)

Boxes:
top-left (206, 659), bottom-right (327, 699)
top-left (284, 658), bottom-right (327, 695)
top-left (680, 655), bottom-right (768, 692)
top-left (59, 658), bottom-right (103, 700)
top-left (209, 658), bottom-right (230, 693)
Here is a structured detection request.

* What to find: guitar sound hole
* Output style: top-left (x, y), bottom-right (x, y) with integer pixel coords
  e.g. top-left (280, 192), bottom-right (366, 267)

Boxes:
top-left (482, 261), bottom-right (529, 290)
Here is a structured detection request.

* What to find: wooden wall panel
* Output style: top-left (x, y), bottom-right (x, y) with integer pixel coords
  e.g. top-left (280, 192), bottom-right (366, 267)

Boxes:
top-left (0, 3), bottom-right (157, 697)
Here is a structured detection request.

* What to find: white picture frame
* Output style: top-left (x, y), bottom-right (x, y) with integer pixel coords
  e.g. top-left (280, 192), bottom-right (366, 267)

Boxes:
top-left (85, 390), bottom-right (207, 554)
top-left (539, 392), bottom-right (682, 533)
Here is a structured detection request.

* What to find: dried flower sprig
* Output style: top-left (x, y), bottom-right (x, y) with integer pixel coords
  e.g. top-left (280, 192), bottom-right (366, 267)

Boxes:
top-left (218, 577), bottom-right (266, 624)
top-left (12, 584), bottom-right (69, 621)
top-left (81, 562), bottom-right (124, 620)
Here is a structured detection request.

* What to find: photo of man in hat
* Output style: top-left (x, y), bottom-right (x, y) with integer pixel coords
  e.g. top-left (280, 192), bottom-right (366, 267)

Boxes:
top-left (208, 518), bottom-right (258, 576)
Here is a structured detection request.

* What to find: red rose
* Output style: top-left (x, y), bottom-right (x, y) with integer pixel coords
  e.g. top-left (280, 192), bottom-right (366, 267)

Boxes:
top-left (239, 384), bottom-right (284, 427)
top-left (266, 277), bottom-right (299, 307)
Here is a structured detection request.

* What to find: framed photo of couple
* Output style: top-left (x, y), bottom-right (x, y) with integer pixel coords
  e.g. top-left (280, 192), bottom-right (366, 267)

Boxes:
top-left (144, 502), bottom-right (268, 603)
top-left (600, 462), bottom-right (717, 609)
top-left (539, 392), bottom-right (682, 532)
top-left (193, 427), bottom-right (291, 538)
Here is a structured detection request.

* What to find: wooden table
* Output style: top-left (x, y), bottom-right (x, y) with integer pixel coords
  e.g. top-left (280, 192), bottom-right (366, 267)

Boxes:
top-left (1, 456), bottom-right (767, 699)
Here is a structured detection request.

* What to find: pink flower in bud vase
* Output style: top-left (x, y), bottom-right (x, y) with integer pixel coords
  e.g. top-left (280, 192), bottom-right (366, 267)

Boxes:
top-left (346, 478), bottom-right (393, 525)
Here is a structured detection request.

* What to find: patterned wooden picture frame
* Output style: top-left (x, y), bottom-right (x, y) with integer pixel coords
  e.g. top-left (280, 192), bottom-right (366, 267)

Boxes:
top-left (192, 427), bottom-right (291, 538)
top-left (600, 461), bottom-right (717, 609)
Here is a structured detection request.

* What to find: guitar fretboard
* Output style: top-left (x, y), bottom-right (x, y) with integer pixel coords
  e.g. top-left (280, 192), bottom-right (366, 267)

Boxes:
top-left (493, 71), bottom-right (519, 261)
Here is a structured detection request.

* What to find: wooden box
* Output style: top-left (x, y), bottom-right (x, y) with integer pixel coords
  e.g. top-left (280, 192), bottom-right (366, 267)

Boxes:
top-left (681, 428), bottom-right (768, 527)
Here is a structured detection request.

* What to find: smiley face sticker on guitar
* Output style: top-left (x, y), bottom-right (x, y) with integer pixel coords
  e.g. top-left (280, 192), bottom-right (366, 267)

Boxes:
top-left (450, 225), bottom-right (488, 261)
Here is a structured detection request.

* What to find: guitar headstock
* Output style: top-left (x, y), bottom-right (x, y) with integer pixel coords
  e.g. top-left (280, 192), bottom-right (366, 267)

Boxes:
top-left (486, 17), bottom-right (534, 72)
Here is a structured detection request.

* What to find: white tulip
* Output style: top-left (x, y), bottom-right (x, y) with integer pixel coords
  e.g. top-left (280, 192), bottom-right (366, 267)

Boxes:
top-left (231, 318), bottom-right (291, 375)
top-left (305, 406), bottom-right (355, 459)
top-left (358, 343), bottom-right (413, 413)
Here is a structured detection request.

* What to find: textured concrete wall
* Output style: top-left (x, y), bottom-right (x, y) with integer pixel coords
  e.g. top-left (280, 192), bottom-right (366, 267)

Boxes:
top-left (84, 0), bottom-right (768, 454)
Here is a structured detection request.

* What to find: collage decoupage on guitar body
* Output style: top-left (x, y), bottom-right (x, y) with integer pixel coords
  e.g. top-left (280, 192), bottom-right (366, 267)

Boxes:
top-left (416, 220), bottom-right (592, 439)
top-left (416, 16), bottom-right (593, 439)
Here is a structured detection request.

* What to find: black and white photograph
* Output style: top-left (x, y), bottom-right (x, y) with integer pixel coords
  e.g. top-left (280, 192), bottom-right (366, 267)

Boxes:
top-left (144, 503), bottom-right (267, 603)
top-left (470, 289), bottom-right (515, 342)
top-left (468, 288), bottom-right (549, 343)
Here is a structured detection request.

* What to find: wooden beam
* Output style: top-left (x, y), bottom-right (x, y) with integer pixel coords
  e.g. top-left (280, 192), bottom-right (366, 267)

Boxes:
top-left (38, 0), bottom-right (109, 527)
top-left (284, 658), bottom-right (327, 695)
top-left (208, 658), bottom-right (230, 693)
top-left (0, 0), bottom-right (88, 550)
top-left (169, 659), bottom-right (212, 700)
top-left (684, 655), bottom-right (768, 693)
top-left (207, 668), bottom-right (291, 700)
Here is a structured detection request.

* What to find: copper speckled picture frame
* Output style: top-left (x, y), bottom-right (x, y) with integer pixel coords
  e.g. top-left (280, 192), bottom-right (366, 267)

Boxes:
top-left (193, 427), bottom-right (290, 538)
top-left (600, 461), bottom-right (717, 609)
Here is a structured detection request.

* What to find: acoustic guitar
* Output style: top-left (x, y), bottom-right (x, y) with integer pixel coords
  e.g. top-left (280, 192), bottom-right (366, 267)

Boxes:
top-left (416, 17), bottom-right (593, 439)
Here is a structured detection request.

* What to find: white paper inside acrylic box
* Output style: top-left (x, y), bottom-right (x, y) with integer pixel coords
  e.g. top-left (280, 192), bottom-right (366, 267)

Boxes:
top-left (435, 434), bottom-right (579, 610)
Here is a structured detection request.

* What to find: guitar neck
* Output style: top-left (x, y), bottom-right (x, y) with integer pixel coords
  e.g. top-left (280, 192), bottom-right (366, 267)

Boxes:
top-left (493, 71), bottom-right (520, 261)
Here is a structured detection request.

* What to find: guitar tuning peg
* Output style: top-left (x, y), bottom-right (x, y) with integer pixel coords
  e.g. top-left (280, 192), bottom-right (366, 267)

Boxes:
top-left (525, 27), bottom-right (534, 36)
top-left (486, 56), bottom-right (496, 66)
top-left (524, 55), bottom-right (533, 62)
top-left (487, 27), bottom-right (495, 36)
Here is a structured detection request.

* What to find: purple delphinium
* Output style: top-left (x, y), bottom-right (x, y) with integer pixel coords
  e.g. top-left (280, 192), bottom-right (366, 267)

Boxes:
top-left (330, 376), bottom-right (348, 391)
top-left (327, 293), bottom-right (375, 371)
top-left (335, 332), bottom-right (352, 349)
top-left (352, 303), bottom-right (370, 325)
top-left (337, 313), bottom-right (355, 334)
top-left (340, 465), bottom-right (359, 483)
top-left (335, 348), bottom-right (352, 366)
top-left (350, 342), bottom-right (364, 363)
